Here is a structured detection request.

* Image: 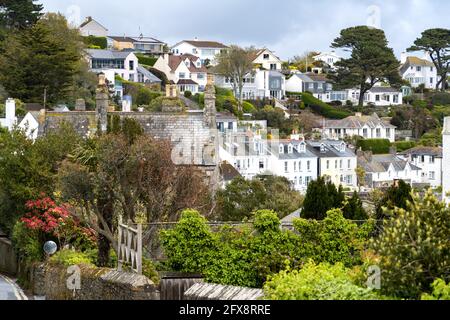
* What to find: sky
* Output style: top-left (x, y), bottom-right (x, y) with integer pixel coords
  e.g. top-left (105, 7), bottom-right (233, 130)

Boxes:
top-left (39, 0), bottom-right (450, 60)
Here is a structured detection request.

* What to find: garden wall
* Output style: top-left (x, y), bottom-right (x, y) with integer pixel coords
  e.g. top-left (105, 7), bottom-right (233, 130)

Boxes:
top-left (31, 263), bottom-right (160, 300)
top-left (0, 237), bottom-right (18, 276)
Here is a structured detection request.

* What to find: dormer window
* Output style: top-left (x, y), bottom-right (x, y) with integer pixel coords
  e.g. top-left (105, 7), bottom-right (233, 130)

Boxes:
top-left (320, 143), bottom-right (326, 153)
top-left (299, 142), bottom-right (306, 153)
top-left (288, 144), bottom-right (293, 154)
top-left (340, 142), bottom-right (346, 153)
top-left (279, 144), bottom-right (284, 154)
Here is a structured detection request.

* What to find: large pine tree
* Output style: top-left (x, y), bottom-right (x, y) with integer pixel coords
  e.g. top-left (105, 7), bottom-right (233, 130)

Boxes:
top-left (0, 0), bottom-right (43, 30)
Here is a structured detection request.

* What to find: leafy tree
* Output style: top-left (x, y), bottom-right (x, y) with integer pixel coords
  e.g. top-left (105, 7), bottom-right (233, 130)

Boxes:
top-left (58, 124), bottom-right (211, 265)
top-left (293, 209), bottom-right (373, 267)
top-left (421, 279), bottom-right (450, 300)
top-left (375, 180), bottom-right (413, 220)
top-left (408, 28), bottom-right (450, 91)
top-left (214, 45), bottom-right (257, 112)
top-left (371, 190), bottom-right (450, 299)
top-left (0, 0), bottom-right (43, 30)
top-left (0, 13), bottom-right (85, 104)
top-left (263, 261), bottom-right (380, 300)
top-left (290, 51), bottom-right (320, 73)
top-left (356, 166), bottom-right (366, 191)
top-left (330, 26), bottom-right (402, 107)
top-left (215, 175), bottom-right (303, 221)
top-left (342, 192), bottom-right (368, 220)
top-left (302, 177), bottom-right (345, 220)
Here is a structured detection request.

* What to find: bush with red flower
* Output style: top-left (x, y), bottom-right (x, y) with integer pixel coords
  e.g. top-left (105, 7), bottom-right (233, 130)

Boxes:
top-left (13, 195), bottom-right (97, 264)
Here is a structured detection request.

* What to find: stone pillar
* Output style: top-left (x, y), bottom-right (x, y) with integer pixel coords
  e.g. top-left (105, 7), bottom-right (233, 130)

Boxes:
top-left (75, 99), bottom-right (86, 111)
top-left (442, 117), bottom-right (450, 203)
top-left (96, 73), bottom-right (109, 133)
top-left (203, 74), bottom-right (216, 129)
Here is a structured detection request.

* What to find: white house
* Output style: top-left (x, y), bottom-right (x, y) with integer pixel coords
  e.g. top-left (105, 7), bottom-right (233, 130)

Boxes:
top-left (19, 112), bottom-right (40, 141)
top-left (313, 51), bottom-right (342, 69)
top-left (398, 146), bottom-right (443, 188)
top-left (0, 98), bottom-right (18, 131)
top-left (323, 113), bottom-right (397, 143)
top-left (309, 140), bottom-right (358, 190)
top-left (358, 152), bottom-right (422, 188)
top-left (215, 48), bottom-right (286, 100)
top-left (443, 117), bottom-right (450, 203)
top-left (267, 139), bottom-right (319, 192)
top-left (346, 87), bottom-right (403, 106)
top-left (79, 17), bottom-right (108, 37)
top-left (171, 40), bottom-right (228, 66)
top-left (86, 49), bottom-right (139, 83)
top-left (400, 53), bottom-right (438, 89)
top-left (154, 53), bottom-right (208, 93)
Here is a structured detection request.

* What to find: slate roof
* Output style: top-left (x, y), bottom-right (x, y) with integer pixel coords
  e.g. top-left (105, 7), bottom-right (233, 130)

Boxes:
top-left (399, 146), bottom-right (443, 157)
top-left (281, 209), bottom-right (301, 224)
top-left (137, 65), bottom-right (161, 83)
top-left (217, 112), bottom-right (238, 121)
top-left (109, 36), bottom-right (165, 44)
top-left (79, 17), bottom-right (108, 31)
top-left (177, 79), bottom-right (198, 85)
top-left (268, 140), bottom-right (318, 160)
top-left (308, 140), bottom-right (356, 158)
top-left (400, 56), bottom-right (435, 73)
top-left (182, 40), bottom-right (228, 49)
top-left (86, 49), bottom-right (133, 60)
top-left (369, 86), bottom-right (401, 93)
top-left (358, 154), bottom-right (421, 173)
top-left (325, 113), bottom-right (396, 129)
top-left (220, 161), bottom-right (241, 182)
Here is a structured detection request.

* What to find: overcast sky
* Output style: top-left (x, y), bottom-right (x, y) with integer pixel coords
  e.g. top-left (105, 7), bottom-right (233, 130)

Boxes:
top-left (39, 0), bottom-right (449, 60)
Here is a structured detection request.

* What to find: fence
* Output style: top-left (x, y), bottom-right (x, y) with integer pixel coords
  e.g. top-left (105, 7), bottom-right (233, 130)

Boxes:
top-left (117, 217), bottom-right (142, 275)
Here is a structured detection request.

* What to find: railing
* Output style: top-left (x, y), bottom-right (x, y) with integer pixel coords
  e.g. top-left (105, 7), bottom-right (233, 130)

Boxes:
top-left (117, 217), bottom-right (142, 275)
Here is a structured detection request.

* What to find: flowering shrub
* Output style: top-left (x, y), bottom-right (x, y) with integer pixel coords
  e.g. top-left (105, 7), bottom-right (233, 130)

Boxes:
top-left (18, 195), bottom-right (96, 251)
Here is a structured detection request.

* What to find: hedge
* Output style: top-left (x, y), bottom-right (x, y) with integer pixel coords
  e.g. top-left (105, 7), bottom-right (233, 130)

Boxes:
top-left (83, 36), bottom-right (107, 49)
top-left (394, 141), bottom-right (417, 153)
top-left (356, 139), bottom-right (391, 154)
top-left (432, 92), bottom-right (450, 106)
top-left (300, 93), bottom-right (350, 119)
top-left (136, 54), bottom-right (158, 67)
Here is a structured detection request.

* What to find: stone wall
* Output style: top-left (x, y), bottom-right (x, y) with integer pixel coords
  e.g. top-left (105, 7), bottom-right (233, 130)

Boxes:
top-left (32, 263), bottom-right (160, 300)
top-left (0, 238), bottom-right (18, 276)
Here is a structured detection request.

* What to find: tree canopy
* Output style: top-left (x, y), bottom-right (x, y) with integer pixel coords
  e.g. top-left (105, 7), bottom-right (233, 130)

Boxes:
top-left (330, 26), bottom-right (402, 107)
top-left (407, 28), bottom-right (450, 91)
top-left (0, 0), bottom-right (43, 30)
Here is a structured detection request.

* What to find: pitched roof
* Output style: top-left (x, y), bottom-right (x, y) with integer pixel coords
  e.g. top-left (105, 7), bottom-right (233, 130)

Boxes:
top-left (177, 79), bottom-right (198, 85)
top-left (108, 36), bottom-right (135, 43)
top-left (369, 86), bottom-right (401, 93)
top-left (268, 140), bottom-right (318, 160)
top-left (305, 73), bottom-right (330, 82)
top-left (399, 146), bottom-right (443, 157)
top-left (79, 17), bottom-right (108, 31)
top-left (308, 140), bottom-right (356, 158)
top-left (109, 36), bottom-right (165, 44)
top-left (325, 113), bottom-right (396, 129)
top-left (137, 65), bottom-right (161, 83)
top-left (400, 56), bottom-right (435, 73)
top-left (168, 54), bottom-right (207, 73)
top-left (182, 40), bottom-right (228, 49)
top-left (358, 154), bottom-right (421, 173)
top-left (220, 161), bottom-right (241, 182)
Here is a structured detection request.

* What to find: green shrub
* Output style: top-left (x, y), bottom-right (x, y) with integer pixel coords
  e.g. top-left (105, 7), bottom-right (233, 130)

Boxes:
top-left (49, 249), bottom-right (95, 267)
top-left (136, 54), bottom-right (157, 67)
top-left (394, 141), bottom-right (417, 152)
top-left (142, 257), bottom-right (160, 285)
top-left (300, 93), bottom-right (350, 119)
top-left (263, 262), bottom-right (380, 300)
top-left (432, 92), bottom-right (450, 106)
top-left (215, 86), bottom-right (234, 97)
top-left (83, 36), bottom-right (107, 49)
top-left (421, 279), bottom-right (450, 300)
top-left (242, 101), bottom-right (257, 114)
top-left (184, 90), bottom-right (192, 98)
top-left (356, 139), bottom-right (391, 154)
top-left (148, 96), bottom-right (185, 112)
top-left (372, 190), bottom-right (450, 299)
top-left (12, 221), bottom-right (43, 264)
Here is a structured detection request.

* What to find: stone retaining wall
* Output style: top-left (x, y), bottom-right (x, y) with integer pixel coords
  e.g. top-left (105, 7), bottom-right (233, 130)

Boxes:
top-left (0, 238), bottom-right (18, 276)
top-left (32, 263), bottom-right (160, 300)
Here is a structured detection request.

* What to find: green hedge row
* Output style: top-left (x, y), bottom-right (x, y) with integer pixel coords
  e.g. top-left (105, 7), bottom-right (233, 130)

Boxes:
top-left (83, 36), bottom-right (107, 49)
top-left (300, 93), bottom-right (350, 119)
top-left (136, 54), bottom-right (158, 67)
top-left (394, 141), bottom-right (417, 152)
top-left (356, 139), bottom-right (391, 154)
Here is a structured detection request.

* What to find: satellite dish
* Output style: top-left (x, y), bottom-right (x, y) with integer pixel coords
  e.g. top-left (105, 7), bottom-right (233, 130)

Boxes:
top-left (43, 241), bottom-right (58, 255)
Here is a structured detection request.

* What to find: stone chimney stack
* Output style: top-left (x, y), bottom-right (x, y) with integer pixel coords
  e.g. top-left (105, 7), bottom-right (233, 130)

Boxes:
top-left (442, 117), bottom-right (450, 203)
top-left (204, 73), bottom-right (216, 129)
top-left (96, 73), bottom-right (109, 133)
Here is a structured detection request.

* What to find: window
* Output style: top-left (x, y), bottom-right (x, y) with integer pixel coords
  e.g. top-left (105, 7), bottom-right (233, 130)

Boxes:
top-left (421, 155), bottom-right (425, 163)
top-left (197, 73), bottom-right (205, 79)
top-left (288, 145), bottom-right (293, 154)
top-left (279, 145), bottom-right (284, 154)
top-left (335, 160), bottom-right (338, 169)
top-left (299, 143), bottom-right (306, 153)
top-left (376, 128), bottom-right (381, 138)
top-left (299, 161), bottom-right (302, 171)
top-left (326, 160), bottom-right (330, 169)
top-left (386, 128), bottom-right (391, 137)
top-left (430, 171), bottom-right (436, 180)
top-left (294, 162), bottom-right (297, 172)
top-left (270, 64), bottom-right (277, 70)
top-left (179, 72), bottom-right (186, 79)
top-left (299, 176), bottom-right (303, 186)
top-left (129, 74), bottom-right (134, 82)
top-left (348, 159), bottom-right (351, 169)
top-left (431, 67), bottom-right (434, 72)
top-left (228, 122), bottom-right (233, 130)
top-left (129, 60), bottom-right (135, 71)
top-left (363, 129), bottom-right (368, 138)
top-left (263, 54), bottom-right (270, 60)
top-left (375, 95), bottom-right (380, 102)
top-left (430, 77), bottom-right (434, 84)
top-left (430, 156), bottom-right (435, 164)
top-left (339, 160), bottom-right (343, 169)
top-left (259, 160), bottom-right (265, 169)
top-left (417, 66), bottom-right (422, 72)
top-left (285, 162), bottom-right (288, 173)
top-left (307, 161), bottom-right (311, 171)
top-left (393, 95), bottom-right (399, 103)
